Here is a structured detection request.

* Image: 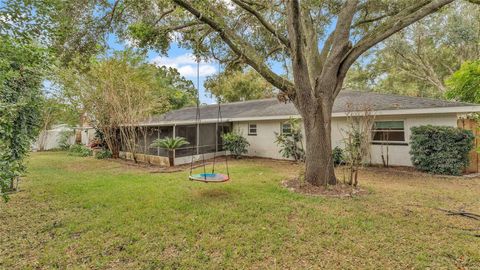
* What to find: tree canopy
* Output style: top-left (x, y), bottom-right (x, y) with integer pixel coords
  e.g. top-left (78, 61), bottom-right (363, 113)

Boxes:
top-left (346, 2), bottom-right (480, 98)
top-left (445, 61), bottom-right (480, 103)
top-left (205, 68), bottom-right (275, 102)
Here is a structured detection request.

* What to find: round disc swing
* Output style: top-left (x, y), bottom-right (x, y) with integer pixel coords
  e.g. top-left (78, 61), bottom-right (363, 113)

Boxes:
top-left (188, 57), bottom-right (230, 183)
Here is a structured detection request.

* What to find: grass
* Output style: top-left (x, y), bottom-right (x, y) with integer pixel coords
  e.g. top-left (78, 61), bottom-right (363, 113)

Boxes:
top-left (1, 152), bottom-right (480, 269)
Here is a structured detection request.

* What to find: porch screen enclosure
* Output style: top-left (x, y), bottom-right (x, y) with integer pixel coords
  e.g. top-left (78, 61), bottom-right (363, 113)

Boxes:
top-left (121, 123), bottom-right (232, 158)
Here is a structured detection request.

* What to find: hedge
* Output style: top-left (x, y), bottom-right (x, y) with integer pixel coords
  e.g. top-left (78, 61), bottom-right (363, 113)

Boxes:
top-left (410, 125), bottom-right (474, 175)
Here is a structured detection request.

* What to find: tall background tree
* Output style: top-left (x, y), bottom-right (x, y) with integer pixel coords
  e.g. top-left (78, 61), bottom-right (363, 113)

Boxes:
top-left (58, 50), bottom-right (196, 160)
top-left (346, 2), bottom-right (480, 98)
top-left (30, 0), bottom-right (477, 186)
top-left (205, 68), bottom-right (276, 102)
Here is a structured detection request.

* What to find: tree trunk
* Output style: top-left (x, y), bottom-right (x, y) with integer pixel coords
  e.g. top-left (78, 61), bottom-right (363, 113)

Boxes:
top-left (168, 150), bottom-right (174, 167)
top-left (298, 98), bottom-right (337, 186)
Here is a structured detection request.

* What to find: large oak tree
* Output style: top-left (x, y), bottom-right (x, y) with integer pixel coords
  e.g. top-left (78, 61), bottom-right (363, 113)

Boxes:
top-left (44, 0), bottom-right (471, 186)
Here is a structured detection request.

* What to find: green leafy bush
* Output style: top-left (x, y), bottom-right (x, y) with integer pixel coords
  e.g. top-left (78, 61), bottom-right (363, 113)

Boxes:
top-left (68, 144), bottom-right (92, 157)
top-left (332, 146), bottom-right (344, 166)
top-left (222, 132), bottom-right (249, 159)
top-left (274, 119), bottom-right (305, 162)
top-left (95, 149), bottom-right (112, 159)
top-left (410, 125), bottom-right (474, 175)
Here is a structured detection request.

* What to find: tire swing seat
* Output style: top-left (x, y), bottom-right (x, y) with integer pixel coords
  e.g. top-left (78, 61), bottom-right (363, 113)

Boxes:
top-left (189, 173), bottom-right (230, 183)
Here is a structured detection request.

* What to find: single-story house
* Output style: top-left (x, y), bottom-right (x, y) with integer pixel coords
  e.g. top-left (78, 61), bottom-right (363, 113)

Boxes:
top-left (123, 91), bottom-right (480, 171)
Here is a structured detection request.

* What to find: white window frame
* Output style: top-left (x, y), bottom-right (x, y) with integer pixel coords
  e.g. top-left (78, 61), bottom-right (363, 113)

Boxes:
top-left (248, 123), bottom-right (257, 136)
top-left (371, 120), bottom-right (406, 144)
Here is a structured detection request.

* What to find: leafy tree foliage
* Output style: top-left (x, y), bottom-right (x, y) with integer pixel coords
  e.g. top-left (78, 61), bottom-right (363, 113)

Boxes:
top-left (0, 36), bottom-right (46, 201)
top-left (154, 66), bottom-right (196, 110)
top-left (205, 68), bottom-right (275, 102)
top-left (445, 61), bottom-right (480, 103)
top-left (346, 2), bottom-right (480, 98)
top-left (410, 125), bottom-right (474, 175)
top-left (58, 50), bottom-right (173, 159)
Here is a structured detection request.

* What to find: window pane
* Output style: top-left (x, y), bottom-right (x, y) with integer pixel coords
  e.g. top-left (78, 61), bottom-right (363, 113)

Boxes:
top-left (282, 123), bottom-right (292, 134)
top-left (374, 121), bottom-right (404, 130)
top-left (372, 131), bottom-right (405, 142)
top-left (249, 124), bottom-right (257, 134)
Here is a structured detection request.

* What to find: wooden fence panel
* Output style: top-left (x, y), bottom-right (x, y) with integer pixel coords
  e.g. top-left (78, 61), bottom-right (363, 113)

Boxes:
top-left (458, 118), bottom-right (479, 173)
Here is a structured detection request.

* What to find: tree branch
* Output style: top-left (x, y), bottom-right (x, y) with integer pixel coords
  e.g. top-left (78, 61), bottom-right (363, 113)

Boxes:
top-left (172, 0), bottom-right (294, 94)
top-left (155, 8), bottom-right (175, 25)
top-left (337, 0), bottom-right (455, 95)
top-left (231, 0), bottom-right (290, 48)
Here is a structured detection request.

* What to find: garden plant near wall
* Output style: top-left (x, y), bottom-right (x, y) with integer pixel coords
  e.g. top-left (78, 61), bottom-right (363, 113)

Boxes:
top-left (275, 118), bottom-right (305, 162)
top-left (222, 132), bottom-right (249, 159)
top-left (410, 125), bottom-right (474, 175)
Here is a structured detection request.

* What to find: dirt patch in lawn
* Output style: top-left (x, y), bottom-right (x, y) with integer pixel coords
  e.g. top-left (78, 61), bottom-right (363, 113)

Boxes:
top-left (282, 178), bottom-right (368, 197)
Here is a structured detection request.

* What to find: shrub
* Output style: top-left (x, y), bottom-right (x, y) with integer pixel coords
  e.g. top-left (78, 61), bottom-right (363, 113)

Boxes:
top-left (410, 125), bottom-right (474, 175)
top-left (95, 149), bottom-right (112, 159)
top-left (332, 146), bottom-right (344, 166)
top-left (68, 144), bottom-right (93, 157)
top-left (222, 132), bottom-right (249, 159)
top-left (274, 118), bottom-right (305, 162)
top-left (150, 137), bottom-right (189, 166)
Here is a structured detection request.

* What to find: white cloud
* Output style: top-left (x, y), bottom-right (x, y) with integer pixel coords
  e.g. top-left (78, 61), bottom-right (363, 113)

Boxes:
top-left (151, 53), bottom-right (217, 77)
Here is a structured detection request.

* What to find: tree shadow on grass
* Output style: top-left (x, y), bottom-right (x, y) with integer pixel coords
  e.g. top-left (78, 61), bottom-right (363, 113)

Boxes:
top-left (192, 188), bottom-right (233, 199)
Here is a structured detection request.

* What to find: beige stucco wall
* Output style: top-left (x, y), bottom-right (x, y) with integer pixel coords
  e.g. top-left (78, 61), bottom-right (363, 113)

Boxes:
top-left (234, 113), bottom-right (459, 167)
top-left (234, 120), bottom-right (291, 160)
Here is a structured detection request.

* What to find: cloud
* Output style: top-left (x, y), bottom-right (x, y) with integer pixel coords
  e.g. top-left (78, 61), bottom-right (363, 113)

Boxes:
top-left (151, 53), bottom-right (217, 77)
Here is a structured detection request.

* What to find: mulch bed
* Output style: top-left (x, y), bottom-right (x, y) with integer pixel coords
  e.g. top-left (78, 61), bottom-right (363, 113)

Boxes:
top-left (282, 178), bottom-right (368, 198)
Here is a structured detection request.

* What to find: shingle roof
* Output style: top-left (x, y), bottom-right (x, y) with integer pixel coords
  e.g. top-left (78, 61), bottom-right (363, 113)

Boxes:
top-left (142, 91), bottom-right (477, 125)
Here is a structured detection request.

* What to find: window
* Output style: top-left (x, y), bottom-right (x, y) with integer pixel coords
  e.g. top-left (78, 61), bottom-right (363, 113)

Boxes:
top-left (372, 121), bottom-right (405, 143)
top-left (248, 123), bottom-right (257, 135)
top-left (281, 122), bottom-right (292, 135)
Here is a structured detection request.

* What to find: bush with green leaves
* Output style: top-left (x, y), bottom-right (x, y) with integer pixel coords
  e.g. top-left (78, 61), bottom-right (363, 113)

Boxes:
top-left (410, 125), bottom-right (474, 175)
top-left (0, 37), bottom-right (46, 201)
top-left (332, 146), bottom-right (344, 166)
top-left (95, 149), bottom-right (112, 159)
top-left (68, 144), bottom-right (93, 157)
top-left (222, 132), bottom-right (249, 159)
top-left (274, 119), bottom-right (305, 162)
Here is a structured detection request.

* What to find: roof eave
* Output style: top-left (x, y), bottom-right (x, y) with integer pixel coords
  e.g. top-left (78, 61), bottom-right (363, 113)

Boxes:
top-left (138, 106), bottom-right (480, 126)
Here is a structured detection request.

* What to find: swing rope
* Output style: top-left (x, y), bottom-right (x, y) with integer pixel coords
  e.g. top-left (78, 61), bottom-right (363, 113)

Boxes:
top-left (188, 57), bottom-right (230, 183)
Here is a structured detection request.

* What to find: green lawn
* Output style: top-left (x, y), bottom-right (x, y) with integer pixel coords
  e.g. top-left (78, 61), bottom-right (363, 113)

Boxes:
top-left (1, 152), bottom-right (480, 269)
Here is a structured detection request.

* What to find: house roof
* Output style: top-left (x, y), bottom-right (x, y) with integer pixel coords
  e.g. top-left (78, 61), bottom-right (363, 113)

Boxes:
top-left (141, 91), bottom-right (480, 126)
